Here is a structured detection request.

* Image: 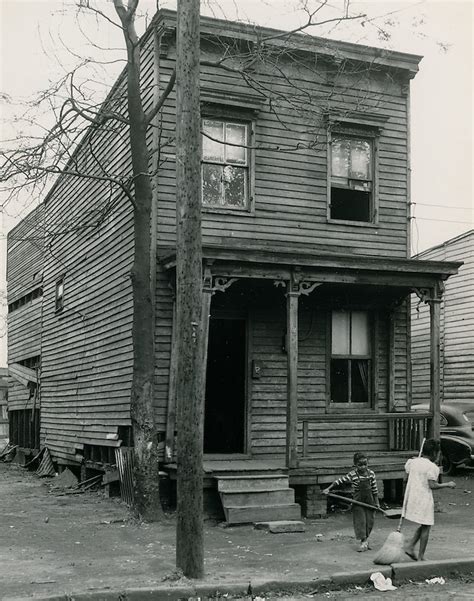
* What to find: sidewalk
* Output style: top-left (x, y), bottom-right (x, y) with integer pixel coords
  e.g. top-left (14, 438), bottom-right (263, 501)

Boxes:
top-left (1, 462), bottom-right (473, 601)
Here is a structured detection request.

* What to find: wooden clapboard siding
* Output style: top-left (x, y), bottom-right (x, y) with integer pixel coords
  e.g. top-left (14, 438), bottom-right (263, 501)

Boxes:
top-left (411, 230), bottom-right (474, 405)
top-left (156, 29), bottom-right (411, 258)
top-left (206, 281), bottom-right (409, 461)
top-left (7, 298), bottom-right (42, 362)
top-left (7, 205), bottom-right (44, 304)
top-left (7, 206), bottom-right (44, 412)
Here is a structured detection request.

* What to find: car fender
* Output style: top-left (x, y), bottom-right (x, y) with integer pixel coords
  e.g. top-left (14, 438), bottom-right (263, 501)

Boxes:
top-left (440, 436), bottom-right (472, 465)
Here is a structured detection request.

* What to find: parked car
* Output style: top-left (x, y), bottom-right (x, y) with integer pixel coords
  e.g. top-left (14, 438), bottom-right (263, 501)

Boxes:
top-left (412, 403), bottom-right (474, 475)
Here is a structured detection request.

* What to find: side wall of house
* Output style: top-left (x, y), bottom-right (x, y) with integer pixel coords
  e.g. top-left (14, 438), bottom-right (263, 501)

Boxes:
top-left (33, 32), bottom-right (159, 464)
top-left (411, 231), bottom-right (474, 405)
top-left (7, 205), bottom-right (44, 413)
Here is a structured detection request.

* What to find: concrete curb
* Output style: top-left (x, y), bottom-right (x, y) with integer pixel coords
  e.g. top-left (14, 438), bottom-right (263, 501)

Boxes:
top-left (10, 558), bottom-right (474, 601)
top-left (391, 556), bottom-right (474, 583)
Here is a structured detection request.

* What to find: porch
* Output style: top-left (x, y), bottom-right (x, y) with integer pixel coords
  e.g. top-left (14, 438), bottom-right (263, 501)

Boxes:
top-left (160, 244), bottom-right (458, 473)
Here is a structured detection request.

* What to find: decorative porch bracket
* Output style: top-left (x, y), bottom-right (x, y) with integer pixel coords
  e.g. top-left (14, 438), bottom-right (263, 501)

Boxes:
top-left (413, 281), bottom-right (445, 440)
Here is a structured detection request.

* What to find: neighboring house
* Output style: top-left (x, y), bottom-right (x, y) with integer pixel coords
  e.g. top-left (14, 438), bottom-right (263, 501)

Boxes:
top-left (412, 230), bottom-right (474, 407)
top-left (6, 10), bottom-right (461, 519)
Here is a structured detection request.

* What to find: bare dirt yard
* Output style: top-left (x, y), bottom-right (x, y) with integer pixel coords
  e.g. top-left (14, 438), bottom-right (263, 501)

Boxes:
top-left (1, 462), bottom-right (473, 600)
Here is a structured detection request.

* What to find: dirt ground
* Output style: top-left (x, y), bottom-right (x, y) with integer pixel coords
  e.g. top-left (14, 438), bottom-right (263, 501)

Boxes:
top-left (0, 463), bottom-right (473, 600)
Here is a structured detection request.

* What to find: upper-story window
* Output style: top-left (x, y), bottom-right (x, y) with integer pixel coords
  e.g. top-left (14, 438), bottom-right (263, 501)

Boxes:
top-left (329, 133), bottom-right (375, 223)
top-left (201, 118), bottom-right (250, 210)
top-left (330, 310), bottom-right (371, 406)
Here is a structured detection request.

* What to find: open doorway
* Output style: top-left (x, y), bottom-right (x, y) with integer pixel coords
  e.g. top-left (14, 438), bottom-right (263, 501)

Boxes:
top-left (204, 317), bottom-right (246, 454)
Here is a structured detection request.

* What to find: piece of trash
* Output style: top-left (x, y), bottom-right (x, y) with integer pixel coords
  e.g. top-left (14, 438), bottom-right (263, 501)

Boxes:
top-left (370, 572), bottom-right (397, 591)
top-left (464, 490), bottom-right (471, 494)
top-left (355, 585), bottom-right (364, 590)
top-left (315, 533), bottom-right (323, 541)
top-left (44, 517), bottom-right (49, 523)
top-left (425, 577), bottom-right (445, 585)
top-left (448, 502), bottom-right (456, 505)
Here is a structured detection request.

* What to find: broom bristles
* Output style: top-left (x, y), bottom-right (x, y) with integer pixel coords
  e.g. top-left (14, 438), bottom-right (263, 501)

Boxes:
top-left (373, 531), bottom-right (406, 565)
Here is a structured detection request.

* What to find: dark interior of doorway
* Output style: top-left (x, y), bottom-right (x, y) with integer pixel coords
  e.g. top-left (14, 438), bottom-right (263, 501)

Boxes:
top-left (204, 318), bottom-right (246, 454)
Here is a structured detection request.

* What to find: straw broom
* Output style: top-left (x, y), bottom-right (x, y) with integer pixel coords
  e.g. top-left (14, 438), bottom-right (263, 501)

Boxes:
top-left (373, 437), bottom-right (426, 565)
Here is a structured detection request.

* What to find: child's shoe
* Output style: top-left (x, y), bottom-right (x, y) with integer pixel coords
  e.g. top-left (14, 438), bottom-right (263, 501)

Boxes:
top-left (357, 541), bottom-right (368, 552)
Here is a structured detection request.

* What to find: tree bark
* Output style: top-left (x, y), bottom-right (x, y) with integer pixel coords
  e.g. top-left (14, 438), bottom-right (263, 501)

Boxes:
top-left (175, 0), bottom-right (204, 579)
top-left (115, 0), bottom-right (163, 521)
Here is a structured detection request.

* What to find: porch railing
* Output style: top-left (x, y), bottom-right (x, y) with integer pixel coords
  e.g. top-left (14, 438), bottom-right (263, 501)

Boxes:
top-left (299, 412), bottom-right (432, 459)
top-left (386, 413), bottom-right (432, 452)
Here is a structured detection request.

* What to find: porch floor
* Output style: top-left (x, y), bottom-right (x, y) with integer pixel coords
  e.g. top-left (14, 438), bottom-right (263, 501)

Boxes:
top-left (164, 451), bottom-right (414, 485)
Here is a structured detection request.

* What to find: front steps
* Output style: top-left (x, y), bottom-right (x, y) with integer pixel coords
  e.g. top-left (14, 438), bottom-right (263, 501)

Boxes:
top-left (217, 473), bottom-right (302, 525)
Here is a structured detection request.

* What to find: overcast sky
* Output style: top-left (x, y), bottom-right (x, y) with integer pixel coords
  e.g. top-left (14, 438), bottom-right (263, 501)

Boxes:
top-left (0, 0), bottom-right (473, 365)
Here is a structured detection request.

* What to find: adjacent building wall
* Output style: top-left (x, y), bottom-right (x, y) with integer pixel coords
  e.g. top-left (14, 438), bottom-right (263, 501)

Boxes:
top-left (411, 230), bottom-right (474, 405)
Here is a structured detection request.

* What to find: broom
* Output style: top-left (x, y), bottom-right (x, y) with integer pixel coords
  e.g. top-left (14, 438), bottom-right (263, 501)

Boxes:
top-left (373, 437), bottom-right (426, 565)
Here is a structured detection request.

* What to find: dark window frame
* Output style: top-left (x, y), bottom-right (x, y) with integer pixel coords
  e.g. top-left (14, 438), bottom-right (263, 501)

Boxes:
top-left (327, 126), bottom-right (380, 226)
top-left (200, 107), bottom-right (256, 215)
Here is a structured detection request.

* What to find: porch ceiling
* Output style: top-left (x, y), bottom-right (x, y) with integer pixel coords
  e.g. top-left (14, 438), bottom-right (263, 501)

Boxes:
top-left (159, 244), bottom-right (462, 289)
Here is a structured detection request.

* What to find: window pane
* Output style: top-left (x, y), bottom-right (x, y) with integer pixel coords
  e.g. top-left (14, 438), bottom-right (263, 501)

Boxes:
top-left (223, 166), bottom-right (246, 207)
top-left (331, 359), bottom-right (349, 402)
top-left (202, 120), bottom-right (224, 162)
top-left (351, 311), bottom-right (369, 356)
top-left (350, 140), bottom-right (371, 180)
top-left (331, 138), bottom-right (350, 178)
top-left (225, 123), bottom-right (247, 165)
top-left (202, 163), bottom-right (223, 205)
top-left (332, 311), bottom-right (350, 354)
top-left (351, 359), bottom-right (369, 402)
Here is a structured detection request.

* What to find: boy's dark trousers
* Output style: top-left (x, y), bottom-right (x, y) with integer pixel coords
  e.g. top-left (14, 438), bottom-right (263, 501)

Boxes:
top-left (353, 478), bottom-right (375, 540)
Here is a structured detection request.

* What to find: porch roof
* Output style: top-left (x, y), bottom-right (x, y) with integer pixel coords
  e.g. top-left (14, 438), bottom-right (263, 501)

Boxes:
top-left (159, 244), bottom-right (462, 289)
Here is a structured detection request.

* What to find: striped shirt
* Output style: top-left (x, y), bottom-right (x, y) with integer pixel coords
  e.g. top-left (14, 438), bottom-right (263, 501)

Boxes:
top-left (333, 469), bottom-right (378, 497)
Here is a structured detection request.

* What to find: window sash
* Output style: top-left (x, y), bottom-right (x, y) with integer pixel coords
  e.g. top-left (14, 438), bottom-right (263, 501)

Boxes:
top-left (330, 310), bottom-right (371, 404)
top-left (331, 136), bottom-right (372, 184)
top-left (331, 311), bottom-right (369, 357)
top-left (202, 118), bottom-right (249, 208)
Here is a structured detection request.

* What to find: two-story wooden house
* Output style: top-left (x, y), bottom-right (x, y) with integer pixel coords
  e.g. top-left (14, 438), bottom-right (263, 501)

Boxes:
top-left (7, 10), bottom-right (461, 522)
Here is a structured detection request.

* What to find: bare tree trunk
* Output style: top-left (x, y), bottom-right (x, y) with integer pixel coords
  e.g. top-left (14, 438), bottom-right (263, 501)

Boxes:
top-left (115, 0), bottom-right (163, 522)
top-left (175, 0), bottom-right (204, 579)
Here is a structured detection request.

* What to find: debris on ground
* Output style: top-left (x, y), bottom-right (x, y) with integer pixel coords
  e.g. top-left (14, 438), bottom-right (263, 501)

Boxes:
top-left (370, 571), bottom-right (397, 591)
top-left (425, 576), bottom-right (446, 585)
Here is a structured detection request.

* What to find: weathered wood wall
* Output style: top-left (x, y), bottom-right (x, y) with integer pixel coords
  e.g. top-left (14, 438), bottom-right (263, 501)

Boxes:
top-left (7, 205), bottom-right (44, 411)
top-left (411, 230), bottom-right (474, 405)
top-left (199, 281), bottom-right (409, 461)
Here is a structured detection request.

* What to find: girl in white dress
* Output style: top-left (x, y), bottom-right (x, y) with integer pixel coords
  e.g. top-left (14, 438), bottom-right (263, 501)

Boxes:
top-left (403, 439), bottom-right (456, 561)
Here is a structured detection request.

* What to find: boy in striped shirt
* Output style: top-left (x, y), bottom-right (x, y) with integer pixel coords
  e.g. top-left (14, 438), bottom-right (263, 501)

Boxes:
top-left (323, 452), bottom-right (380, 552)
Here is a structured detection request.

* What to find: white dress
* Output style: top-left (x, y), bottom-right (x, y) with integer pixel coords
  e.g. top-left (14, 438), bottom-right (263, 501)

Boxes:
top-left (402, 457), bottom-right (440, 526)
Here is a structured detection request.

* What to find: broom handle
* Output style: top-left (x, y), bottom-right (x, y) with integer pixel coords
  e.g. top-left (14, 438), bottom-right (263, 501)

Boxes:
top-left (325, 491), bottom-right (385, 513)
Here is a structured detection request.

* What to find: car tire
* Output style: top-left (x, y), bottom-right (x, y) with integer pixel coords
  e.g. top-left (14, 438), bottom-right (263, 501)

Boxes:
top-left (441, 454), bottom-right (454, 476)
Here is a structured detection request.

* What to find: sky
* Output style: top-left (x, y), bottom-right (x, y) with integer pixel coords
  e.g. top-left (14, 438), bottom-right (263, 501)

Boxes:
top-left (0, 0), bottom-right (473, 366)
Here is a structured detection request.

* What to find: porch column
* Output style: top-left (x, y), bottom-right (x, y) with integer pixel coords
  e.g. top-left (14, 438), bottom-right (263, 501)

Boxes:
top-left (286, 280), bottom-right (299, 469)
top-left (428, 284), bottom-right (443, 440)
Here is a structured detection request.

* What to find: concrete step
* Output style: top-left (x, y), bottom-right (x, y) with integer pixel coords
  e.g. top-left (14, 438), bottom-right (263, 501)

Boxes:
top-left (255, 520), bottom-right (306, 533)
top-left (221, 488), bottom-right (295, 507)
top-left (218, 475), bottom-right (289, 493)
top-left (225, 503), bottom-right (301, 525)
